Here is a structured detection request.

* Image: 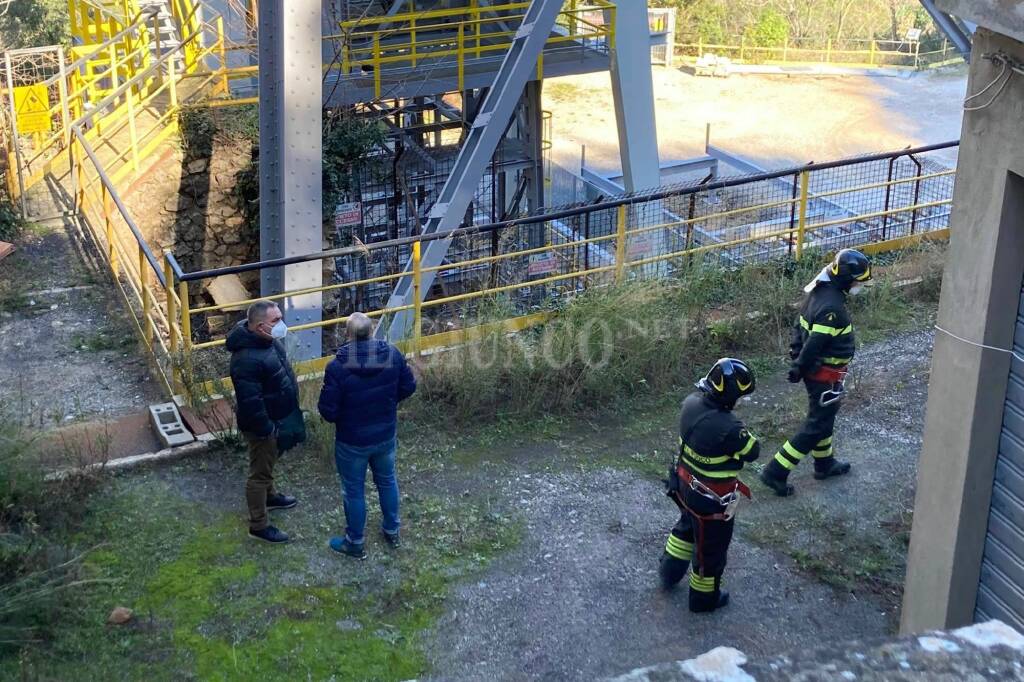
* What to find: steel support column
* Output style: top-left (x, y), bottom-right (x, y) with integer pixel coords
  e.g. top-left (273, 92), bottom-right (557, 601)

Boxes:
top-left (377, 0), bottom-right (565, 342)
top-left (258, 0), bottom-right (323, 361)
top-left (606, 0), bottom-right (660, 193)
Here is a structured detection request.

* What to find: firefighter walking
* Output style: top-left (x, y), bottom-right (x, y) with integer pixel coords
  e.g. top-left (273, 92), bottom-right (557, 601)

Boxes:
top-left (760, 249), bottom-right (872, 497)
top-left (660, 358), bottom-right (760, 613)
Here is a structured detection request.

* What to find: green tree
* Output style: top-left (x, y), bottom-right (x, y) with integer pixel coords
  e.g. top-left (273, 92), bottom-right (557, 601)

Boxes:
top-left (746, 8), bottom-right (789, 47)
top-left (0, 0), bottom-right (69, 50)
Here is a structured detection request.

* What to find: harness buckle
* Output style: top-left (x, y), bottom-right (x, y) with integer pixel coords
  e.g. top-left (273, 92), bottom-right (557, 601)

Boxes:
top-left (819, 380), bottom-right (845, 406)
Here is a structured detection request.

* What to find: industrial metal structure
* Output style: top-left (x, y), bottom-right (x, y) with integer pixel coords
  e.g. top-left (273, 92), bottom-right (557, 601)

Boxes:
top-left (0, 0), bottom-right (972, 395)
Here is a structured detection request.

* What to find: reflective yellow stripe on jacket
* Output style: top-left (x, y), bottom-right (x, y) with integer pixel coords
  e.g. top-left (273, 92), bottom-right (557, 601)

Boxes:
top-left (800, 316), bottom-right (853, 336)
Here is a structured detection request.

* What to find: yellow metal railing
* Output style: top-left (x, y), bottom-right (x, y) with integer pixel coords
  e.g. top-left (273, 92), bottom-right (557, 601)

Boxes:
top-left (676, 36), bottom-right (963, 70)
top-left (332, 0), bottom-right (615, 98)
top-left (160, 146), bottom-right (957, 394)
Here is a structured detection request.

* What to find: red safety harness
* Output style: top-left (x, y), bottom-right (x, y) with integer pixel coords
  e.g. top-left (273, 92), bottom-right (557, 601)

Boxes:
top-left (806, 364), bottom-right (848, 384)
top-left (670, 465), bottom-right (752, 573)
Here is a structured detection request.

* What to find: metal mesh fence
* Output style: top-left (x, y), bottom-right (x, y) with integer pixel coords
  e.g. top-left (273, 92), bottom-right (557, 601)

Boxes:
top-left (179, 143), bottom-right (957, 376)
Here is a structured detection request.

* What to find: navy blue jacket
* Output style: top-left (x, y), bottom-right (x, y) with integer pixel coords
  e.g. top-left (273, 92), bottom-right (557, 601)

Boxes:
top-left (226, 321), bottom-right (299, 438)
top-left (317, 339), bottom-right (416, 446)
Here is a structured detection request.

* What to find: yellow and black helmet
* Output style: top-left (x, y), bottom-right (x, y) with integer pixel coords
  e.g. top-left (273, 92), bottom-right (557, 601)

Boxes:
top-left (829, 248), bottom-right (872, 289)
top-left (697, 357), bottom-right (756, 408)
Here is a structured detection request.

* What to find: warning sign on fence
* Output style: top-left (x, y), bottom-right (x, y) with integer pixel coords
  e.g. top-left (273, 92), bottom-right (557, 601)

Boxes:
top-left (13, 84), bottom-right (51, 134)
top-left (528, 252), bottom-right (558, 276)
top-left (334, 202), bottom-right (362, 228)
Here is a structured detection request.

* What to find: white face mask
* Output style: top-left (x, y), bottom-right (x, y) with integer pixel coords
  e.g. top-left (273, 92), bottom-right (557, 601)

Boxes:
top-left (849, 284), bottom-right (865, 296)
top-left (270, 320), bottom-right (288, 339)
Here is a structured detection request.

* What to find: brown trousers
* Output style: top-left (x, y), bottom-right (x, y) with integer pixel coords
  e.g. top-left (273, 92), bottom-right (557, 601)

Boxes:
top-left (244, 432), bottom-right (278, 531)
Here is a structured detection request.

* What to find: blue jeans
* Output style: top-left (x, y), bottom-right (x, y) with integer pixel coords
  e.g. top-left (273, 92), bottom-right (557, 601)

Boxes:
top-left (334, 438), bottom-right (399, 545)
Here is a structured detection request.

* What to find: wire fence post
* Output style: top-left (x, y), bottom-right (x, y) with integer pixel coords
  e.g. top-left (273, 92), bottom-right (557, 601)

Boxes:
top-left (787, 171), bottom-right (799, 256)
top-left (795, 171), bottom-right (809, 261)
top-left (909, 153), bottom-right (923, 234)
top-left (412, 239), bottom-right (423, 357)
top-left (615, 204), bottom-right (627, 282)
top-left (882, 156), bottom-right (896, 240)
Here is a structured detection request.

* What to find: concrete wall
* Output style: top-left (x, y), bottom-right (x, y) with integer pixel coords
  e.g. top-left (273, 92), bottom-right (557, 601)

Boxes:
top-left (937, 0), bottom-right (1024, 42)
top-left (901, 27), bottom-right (1024, 633)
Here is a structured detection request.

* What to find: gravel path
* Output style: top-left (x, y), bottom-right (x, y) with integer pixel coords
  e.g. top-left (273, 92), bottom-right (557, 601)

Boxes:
top-left (425, 329), bottom-right (936, 681)
top-left (0, 219), bottom-right (162, 425)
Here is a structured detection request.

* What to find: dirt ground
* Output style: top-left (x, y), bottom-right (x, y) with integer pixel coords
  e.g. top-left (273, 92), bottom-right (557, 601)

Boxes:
top-left (16, 316), bottom-right (935, 680)
top-left (422, 329), bottom-right (932, 680)
top-left (545, 66), bottom-right (967, 178)
top-left (0, 218), bottom-right (162, 425)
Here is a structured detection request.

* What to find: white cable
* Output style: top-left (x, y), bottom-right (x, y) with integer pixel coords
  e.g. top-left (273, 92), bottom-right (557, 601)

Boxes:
top-left (964, 58), bottom-right (1008, 102)
top-left (963, 70), bottom-right (1014, 111)
top-left (934, 325), bottom-right (1024, 363)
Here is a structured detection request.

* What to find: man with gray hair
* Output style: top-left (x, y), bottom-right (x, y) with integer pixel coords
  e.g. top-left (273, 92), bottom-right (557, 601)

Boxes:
top-left (226, 300), bottom-right (304, 544)
top-left (317, 312), bottom-right (416, 559)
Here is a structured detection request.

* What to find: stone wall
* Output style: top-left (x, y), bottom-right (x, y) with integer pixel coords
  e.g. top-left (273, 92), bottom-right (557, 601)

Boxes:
top-left (124, 126), bottom-right (259, 293)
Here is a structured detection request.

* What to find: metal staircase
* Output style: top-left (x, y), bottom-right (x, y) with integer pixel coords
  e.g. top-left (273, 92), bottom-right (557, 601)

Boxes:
top-left (138, 0), bottom-right (186, 72)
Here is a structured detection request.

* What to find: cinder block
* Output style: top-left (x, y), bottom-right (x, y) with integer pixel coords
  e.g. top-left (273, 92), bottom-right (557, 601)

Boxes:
top-left (148, 402), bottom-right (196, 448)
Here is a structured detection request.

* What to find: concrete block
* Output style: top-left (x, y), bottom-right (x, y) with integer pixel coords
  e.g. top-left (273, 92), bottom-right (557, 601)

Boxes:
top-left (148, 403), bottom-right (195, 448)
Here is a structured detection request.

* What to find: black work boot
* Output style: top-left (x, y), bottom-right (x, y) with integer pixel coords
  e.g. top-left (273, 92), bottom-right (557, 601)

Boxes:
top-left (760, 461), bottom-right (795, 497)
top-left (659, 553), bottom-right (690, 591)
top-left (814, 457), bottom-right (852, 480)
top-left (689, 588), bottom-right (730, 613)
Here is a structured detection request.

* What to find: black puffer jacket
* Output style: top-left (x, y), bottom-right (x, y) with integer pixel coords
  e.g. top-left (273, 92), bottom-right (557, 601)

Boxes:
top-left (226, 321), bottom-right (299, 438)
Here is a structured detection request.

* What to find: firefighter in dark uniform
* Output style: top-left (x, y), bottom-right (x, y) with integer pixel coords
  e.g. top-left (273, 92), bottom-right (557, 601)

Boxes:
top-left (760, 248), bottom-right (872, 497)
top-left (660, 358), bottom-right (760, 613)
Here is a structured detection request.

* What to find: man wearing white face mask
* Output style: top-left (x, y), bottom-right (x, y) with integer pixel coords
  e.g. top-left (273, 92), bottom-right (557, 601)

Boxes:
top-left (227, 300), bottom-right (303, 543)
top-left (760, 249), bottom-right (872, 497)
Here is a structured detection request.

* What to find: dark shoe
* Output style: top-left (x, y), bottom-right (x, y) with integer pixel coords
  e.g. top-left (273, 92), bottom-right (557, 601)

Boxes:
top-left (382, 531), bottom-right (402, 549)
top-left (267, 493), bottom-right (297, 511)
top-left (329, 536), bottom-right (367, 560)
top-left (688, 589), bottom-right (730, 613)
top-left (760, 468), bottom-right (795, 497)
top-left (659, 553), bottom-right (690, 591)
top-left (249, 525), bottom-right (289, 544)
top-left (814, 458), bottom-right (852, 480)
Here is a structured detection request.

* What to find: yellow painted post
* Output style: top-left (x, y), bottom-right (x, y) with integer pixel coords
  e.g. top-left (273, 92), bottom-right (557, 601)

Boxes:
top-left (537, 51), bottom-right (543, 81)
top-left (179, 280), bottom-right (192, 351)
top-left (179, 279), bottom-right (193, 388)
top-left (139, 246), bottom-right (153, 348)
top-left (56, 46), bottom-right (71, 149)
top-left (473, 1), bottom-right (481, 58)
top-left (103, 185), bottom-right (118, 274)
top-left (457, 24), bottom-right (465, 92)
top-left (412, 240), bottom-right (422, 356)
top-left (783, 37), bottom-right (789, 62)
top-left (615, 204), bottom-right (627, 282)
top-left (826, 38), bottom-right (832, 63)
top-left (217, 16), bottom-right (229, 94)
top-left (126, 86), bottom-right (140, 173)
top-left (698, 36), bottom-right (703, 58)
top-left (870, 40), bottom-right (876, 65)
top-left (373, 34), bottom-right (381, 99)
top-left (795, 171), bottom-right (809, 261)
top-left (164, 258), bottom-right (178, 354)
top-left (410, 16), bottom-right (417, 67)
top-left (167, 44), bottom-right (178, 108)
